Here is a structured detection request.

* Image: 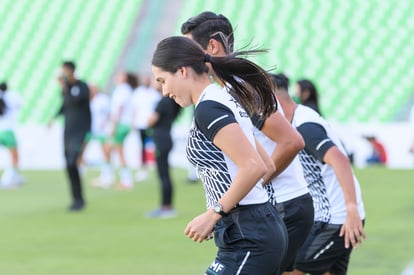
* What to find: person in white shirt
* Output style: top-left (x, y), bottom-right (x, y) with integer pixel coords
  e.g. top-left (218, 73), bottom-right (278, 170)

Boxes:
top-left (88, 85), bottom-right (110, 143)
top-left (131, 75), bottom-right (161, 181)
top-left (80, 85), bottom-right (110, 170)
top-left (252, 74), bottom-right (314, 274)
top-left (181, 12), bottom-right (308, 275)
top-left (95, 72), bottom-right (137, 189)
top-left (152, 36), bottom-right (288, 275)
top-left (0, 82), bottom-right (24, 188)
top-left (275, 75), bottom-right (366, 275)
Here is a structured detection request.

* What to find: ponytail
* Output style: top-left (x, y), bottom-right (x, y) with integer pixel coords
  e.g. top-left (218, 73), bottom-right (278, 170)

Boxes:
top-left (207, 50), bottom-right (276, 118)
top-left (152, 36), bottom-right (276, 118)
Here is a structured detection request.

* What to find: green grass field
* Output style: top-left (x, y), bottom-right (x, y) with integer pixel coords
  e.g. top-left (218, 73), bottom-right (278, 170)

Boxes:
top-left (0, 167), bottom-right (413, 275)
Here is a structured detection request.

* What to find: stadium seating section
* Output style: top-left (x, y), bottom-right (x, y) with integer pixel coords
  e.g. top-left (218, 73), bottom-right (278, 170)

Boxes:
top-left (174, 0), bottom-right (414, 122)
top-left (0, 0), bottom-right (142, 123)
top-left (1, 0), bottom-right (413, 123)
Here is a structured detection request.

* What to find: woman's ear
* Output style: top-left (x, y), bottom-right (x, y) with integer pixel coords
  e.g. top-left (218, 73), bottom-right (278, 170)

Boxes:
top-left (207, 38), bottom-right (222, 56)
top-left (178, 66), bottom-right (187, 77)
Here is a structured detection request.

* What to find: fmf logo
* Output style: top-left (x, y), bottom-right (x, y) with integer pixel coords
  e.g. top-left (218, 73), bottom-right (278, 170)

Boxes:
top-left (207, 260), bottom-right (226, 274)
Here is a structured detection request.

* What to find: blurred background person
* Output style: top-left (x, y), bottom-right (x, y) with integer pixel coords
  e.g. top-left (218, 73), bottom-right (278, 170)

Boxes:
top-left (364, 135), bottom-right (387, 166)
top-left (0, 81), bottom-right (24, 188)
top-left (295, 79), bottom-right (322, 115)
top-left (80, 84), bottom-right (110, 172)
top-left (145, 82), bottom-right (181, 218)
top-left (95, 72), bottom-right (137, 189)
top-left (131, 74), bottom-right (161, 182)
top-left (54, 61), bottom-right (91, 211)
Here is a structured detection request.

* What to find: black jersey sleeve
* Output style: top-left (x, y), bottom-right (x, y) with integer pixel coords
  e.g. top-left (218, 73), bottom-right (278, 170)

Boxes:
top-left (194, 100), bottom-right (237, 141)
top-left (250, 113), bottom-right (265, 130)
top-left (296, 122), bottom-right (335, 162)
top-left (250, 97), bottom-right (278, 130)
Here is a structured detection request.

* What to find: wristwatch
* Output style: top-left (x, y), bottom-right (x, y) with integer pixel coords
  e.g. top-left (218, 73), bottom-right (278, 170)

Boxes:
top-left (213, 202), bottom-right (228, 217)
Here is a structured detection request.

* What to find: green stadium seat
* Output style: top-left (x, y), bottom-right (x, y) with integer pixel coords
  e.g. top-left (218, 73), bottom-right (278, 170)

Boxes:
top-left (1, 0), bottom-right (143, 124)
top-left (3, 0), bottom-right (413, 124)
top-left (175, 0), bottom-right (414, 122)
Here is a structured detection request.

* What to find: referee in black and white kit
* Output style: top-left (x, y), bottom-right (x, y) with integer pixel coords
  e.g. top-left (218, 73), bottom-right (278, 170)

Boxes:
top-left (56, 61), bottom-right (91, 211)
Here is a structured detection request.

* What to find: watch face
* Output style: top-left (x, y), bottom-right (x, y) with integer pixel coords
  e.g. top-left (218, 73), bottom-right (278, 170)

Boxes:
top-left (214, 203), bottom-right (222, 213)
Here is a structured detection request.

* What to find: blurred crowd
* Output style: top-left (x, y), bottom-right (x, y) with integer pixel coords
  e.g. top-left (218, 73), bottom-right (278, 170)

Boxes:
top-left (1, 63), bottom-right (186, 216)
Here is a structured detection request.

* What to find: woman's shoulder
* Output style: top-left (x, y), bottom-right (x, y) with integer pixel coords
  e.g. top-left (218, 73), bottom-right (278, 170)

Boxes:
top-left (198, 84), bottom-right (228, 103)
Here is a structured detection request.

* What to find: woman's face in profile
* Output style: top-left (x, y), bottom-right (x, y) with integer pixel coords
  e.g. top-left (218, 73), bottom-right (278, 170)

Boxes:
top-left (152, 66), bottom-right (192, 108)
top-left (294, 83), bottom-right (309, 103)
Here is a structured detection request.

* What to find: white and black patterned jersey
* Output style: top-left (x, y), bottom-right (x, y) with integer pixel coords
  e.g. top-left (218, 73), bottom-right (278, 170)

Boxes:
top-left (251, 100), bottom-right (309, 204)
top-left (293, 104), bottom-right (365, 224)
top-left (186, 84), bottom-right (268, 209)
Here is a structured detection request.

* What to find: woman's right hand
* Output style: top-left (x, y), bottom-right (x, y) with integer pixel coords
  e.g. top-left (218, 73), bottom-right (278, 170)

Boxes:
top-left (184, 209), bottom-right (221, 243)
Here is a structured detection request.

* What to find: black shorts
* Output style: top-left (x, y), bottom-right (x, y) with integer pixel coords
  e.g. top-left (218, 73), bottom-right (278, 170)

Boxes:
top-left (275, 193), bottom-right (314, 272)
top-left (295, 221), bottom-right (363, 275)
top-left (206, 202), bottom-right (288, 275)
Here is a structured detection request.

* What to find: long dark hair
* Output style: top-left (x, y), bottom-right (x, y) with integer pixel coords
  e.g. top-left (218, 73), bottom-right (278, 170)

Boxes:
top-left (296, 79), bottom-right (320, 114)
top-left (126, 72), bottom-right (139, 89)
top-left (181, 11), bottom-right (234, 53)
top-left (152, 36), bottom-right (276, 118)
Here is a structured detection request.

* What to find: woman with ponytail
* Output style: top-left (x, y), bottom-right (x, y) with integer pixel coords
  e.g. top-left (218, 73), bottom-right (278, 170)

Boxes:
top-left (152, 36), bottom-right (287, 275)
top-left (180, 13), bottom-right (313, 275)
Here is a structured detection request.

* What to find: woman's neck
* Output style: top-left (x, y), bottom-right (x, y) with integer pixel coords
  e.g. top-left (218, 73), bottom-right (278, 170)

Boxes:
top-left (191, 75), bottom-right (214, 105)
